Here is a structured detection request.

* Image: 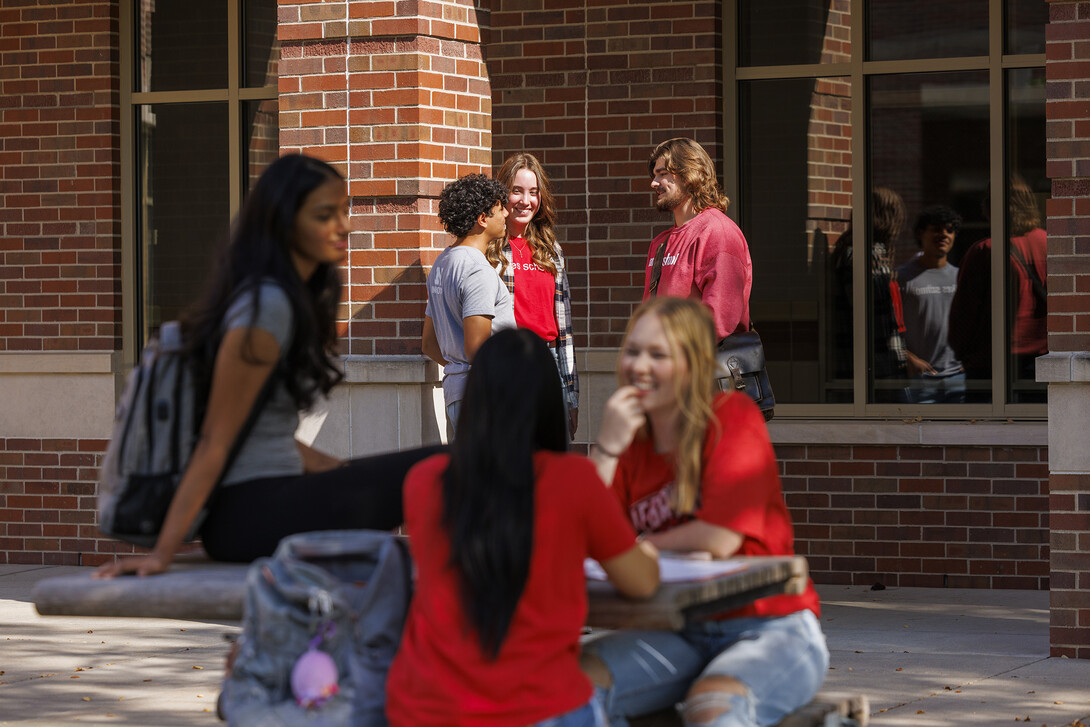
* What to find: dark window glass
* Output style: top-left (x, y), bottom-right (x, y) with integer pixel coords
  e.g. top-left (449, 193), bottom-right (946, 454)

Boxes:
top-left (137, 0), bottom-right (227, 92)
top-left (1006, 67), bottom-right (1048, 403)
top-left (138, 103), bottom-right (229, 336)
top-left (244, 0), bottom-right (280, 88)
top-left (867, 0), bottom-right (988, 62)
top-left (739, 0), bottom-right (851, 67)
top-left (1006, 0), bottom-right (1047, 55)
top-left (741, 77), bottom-right (853, 404)
top-left (869, 71), bottom-right (990, 404)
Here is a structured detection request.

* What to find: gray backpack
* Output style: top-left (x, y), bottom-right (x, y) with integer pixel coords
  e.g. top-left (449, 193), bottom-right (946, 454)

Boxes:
top-left (219, 529), bottom-right (413, 727)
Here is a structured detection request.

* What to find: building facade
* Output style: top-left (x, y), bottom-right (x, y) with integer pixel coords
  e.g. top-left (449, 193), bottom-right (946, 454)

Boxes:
top-left (2, 0), bottom-right (1088, 655)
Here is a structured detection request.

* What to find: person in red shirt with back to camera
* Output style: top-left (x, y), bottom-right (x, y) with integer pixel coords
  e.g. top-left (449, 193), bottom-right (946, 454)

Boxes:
top-left (489, 152), bottom-right (581, 438)
top-left (643, 138), bottom-right (752, 342)
top-left (385, 328), bottom-right (659, 727)
top-left (581, 297), bottom-right (827, 727)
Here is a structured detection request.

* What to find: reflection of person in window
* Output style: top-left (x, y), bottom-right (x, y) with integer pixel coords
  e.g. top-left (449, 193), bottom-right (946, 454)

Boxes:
top-left (830, 187), bottom-right (908, 396)
top-left (947, 178), bottom-right (1047, 400)
top-left (897, 206), bottom-right (965, 404)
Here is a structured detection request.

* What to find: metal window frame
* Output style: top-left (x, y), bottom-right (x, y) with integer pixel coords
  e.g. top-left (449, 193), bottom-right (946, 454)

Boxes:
top-left (724, 0), bottom-right (1047, 420)
top-left (119, 0), bottom-right (277, 361)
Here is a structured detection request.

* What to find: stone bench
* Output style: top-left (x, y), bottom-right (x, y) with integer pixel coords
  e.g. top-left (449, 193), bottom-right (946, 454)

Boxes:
top-left (630, 692), bottom-right (869, 727)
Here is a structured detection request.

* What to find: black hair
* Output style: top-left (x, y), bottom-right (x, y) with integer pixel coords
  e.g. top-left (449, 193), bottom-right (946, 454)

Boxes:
top-left (441, 328), bottom-right (567, 659)
top-left (914, 205), bottom-right (962, 243)
top-left (180, 153), bottom-right (345, 409)
top-left (437, 173), bottom-right (508, 238)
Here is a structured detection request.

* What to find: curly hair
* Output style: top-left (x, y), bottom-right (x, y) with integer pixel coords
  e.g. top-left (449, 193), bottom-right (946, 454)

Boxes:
top-left (647, 138), bottom-right (730, 214)
top-left (438, 173), bottom-right (508, 238)
top-left (913, 205), bottom-right (962, 245)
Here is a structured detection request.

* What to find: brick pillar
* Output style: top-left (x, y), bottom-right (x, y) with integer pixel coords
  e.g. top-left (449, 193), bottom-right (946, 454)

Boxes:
top-left (1041, 0), bottom-right (1090, 657)
top-left (277, 0), bottom-right (492, 356)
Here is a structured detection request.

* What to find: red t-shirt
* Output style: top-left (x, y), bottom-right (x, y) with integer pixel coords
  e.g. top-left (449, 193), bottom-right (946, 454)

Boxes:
top-left (641, 207), bottom-right (752, 340)
top-left (386, 451), bottom-right (637, 726)
top-left (612, 392), bottom-right (820, 620)
top-left (509, 236), bottom-right (559, 342)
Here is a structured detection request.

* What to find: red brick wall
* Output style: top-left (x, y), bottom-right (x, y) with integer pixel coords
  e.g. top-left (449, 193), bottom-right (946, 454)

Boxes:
top-left (778, 443), bottom-right (1050, 590)
top-left (488, 0), bottom-right (722, 348)
top-left (0, 1), bottom-right (121, 353)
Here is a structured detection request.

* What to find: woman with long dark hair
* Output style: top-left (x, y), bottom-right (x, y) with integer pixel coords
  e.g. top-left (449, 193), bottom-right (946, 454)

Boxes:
top-left (96, 154), bottom-right (440, 577)
top-left (489, 153), bottom-right (580, 438)
top-left (386, 328), bottom-right (659, 727)
top-left (582, 297), bottom-right (828, 727)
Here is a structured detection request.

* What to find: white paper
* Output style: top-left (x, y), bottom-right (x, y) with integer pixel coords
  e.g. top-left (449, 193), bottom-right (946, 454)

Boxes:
top-left (585, 555), bottom-right (748, 583)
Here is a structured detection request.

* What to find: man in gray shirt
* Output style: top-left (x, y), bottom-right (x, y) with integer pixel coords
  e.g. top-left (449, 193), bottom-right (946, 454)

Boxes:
top-left (897, 205), bottom-right (965, 403)
top-left (423, 174), bottom-right (516, 430)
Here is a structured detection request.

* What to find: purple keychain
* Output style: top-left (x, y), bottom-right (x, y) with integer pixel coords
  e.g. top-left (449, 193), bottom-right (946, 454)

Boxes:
top-left (291, 621), bottom-right (340, 708)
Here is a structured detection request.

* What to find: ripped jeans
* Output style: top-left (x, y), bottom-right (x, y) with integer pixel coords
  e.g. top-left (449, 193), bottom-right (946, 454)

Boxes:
top-left (581, 610), bottom-right (828, 727)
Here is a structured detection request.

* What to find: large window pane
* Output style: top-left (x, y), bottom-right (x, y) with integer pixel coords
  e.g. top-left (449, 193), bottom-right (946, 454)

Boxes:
top-left (869, 71), bottom-right (990, 404)
top-left (739, 1), bottom-right (851, 67)
top-left (1006, 0), bottom-right (1047, 55)
top-left (741, 77), bottom-right (852, 404)
top-left (867, 0), bottom-right (988, 62)
top-left (138, 103), bottom-right (229, 337)
top-left (137, 0), bottom-right (227, 92)
top-left (244, 0), bottom-right (280, 88)
top-left (1006, 68), bottom-right (1048, 403)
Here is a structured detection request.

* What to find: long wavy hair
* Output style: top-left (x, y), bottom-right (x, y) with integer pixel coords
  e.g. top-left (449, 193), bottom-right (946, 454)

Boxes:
top-left (619, 297), bottom-right (720, 515)
top-left (488, 152), bottom-right (559, 277)
top-left (180, 153), bottom-right (345, 410)
top-left (647, 138), bottom-right (730, 215)
top-left (442, 328), bottom-right (568, 659)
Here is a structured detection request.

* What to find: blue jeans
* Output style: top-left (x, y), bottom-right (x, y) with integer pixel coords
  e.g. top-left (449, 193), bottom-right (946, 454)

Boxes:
top-left (445, 399), bottom-right (461, 437)
top-left (582, 610), bottom-right (828, 727)
top-left (529, 695), bottom-right (608, 727)
top-left (907, 371), bottom-right (966, 404)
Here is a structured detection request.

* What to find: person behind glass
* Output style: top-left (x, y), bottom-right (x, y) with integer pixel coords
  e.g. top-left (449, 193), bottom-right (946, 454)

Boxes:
top-left (582, 297), bottom-right (827, 727)
top-left (95, 154), bottom-right (443, 577)
top-left (386, 328), bottom-right (659, 727)
top-left (947, 176), bottom-right (1047, 402)
top-left (422, 173), bottom-right (517, 433)
top-left (488, 152), bottom-right (580, 439)
top-left (829, 187), bottom-right (909, 398)
top-left (896, 205), bottom-right (965, 404)
top-left (643, 138), bottom-right (752, 341)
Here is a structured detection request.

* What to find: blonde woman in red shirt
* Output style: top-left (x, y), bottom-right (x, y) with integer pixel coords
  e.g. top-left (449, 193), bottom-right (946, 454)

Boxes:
top-left (489, 153), bottom-right (580, 438)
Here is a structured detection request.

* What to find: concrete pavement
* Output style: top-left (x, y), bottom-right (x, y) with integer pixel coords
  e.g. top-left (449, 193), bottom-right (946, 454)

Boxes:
top-left (3, 564), bottom-right (1090, 726)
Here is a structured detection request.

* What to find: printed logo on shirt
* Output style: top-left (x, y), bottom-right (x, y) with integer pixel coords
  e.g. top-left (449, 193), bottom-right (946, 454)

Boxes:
top-left (913, 284), bottom-right (956, 295)
top-left (510, 261), bottom-right (547, 273)
top-left (646, 254), bottom-right (679, 268)
top-left (628, 483), bottom-right (690, 534)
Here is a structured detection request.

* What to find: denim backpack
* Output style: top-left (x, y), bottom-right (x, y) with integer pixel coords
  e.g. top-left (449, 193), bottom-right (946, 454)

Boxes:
top-left (219, 529), bottom-right (413, 727)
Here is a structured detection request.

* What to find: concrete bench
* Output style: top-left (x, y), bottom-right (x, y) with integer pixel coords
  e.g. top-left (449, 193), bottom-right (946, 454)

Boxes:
top-left (630, 692), bottom-right (869, 727)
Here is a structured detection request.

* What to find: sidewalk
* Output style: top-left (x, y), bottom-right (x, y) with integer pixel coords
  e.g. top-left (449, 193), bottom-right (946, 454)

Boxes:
top-left (3, 565), bottom-right (1090, 726)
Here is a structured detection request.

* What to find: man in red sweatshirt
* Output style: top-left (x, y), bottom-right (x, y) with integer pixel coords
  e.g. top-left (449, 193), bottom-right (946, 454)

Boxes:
top-left (642, 137), bottom-right (753, 340)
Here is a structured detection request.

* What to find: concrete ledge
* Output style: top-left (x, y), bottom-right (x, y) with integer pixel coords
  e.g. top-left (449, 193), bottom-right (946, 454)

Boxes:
top-left (1036, 351), bottom-right (1090, 383)
top-left (0, 351), bottom-right (119, 374)
top-left (341, 354), bottom-right (439, 384)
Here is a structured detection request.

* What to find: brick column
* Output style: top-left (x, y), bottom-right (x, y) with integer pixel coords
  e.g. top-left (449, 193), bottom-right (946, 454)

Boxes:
top-left (1041, 0), bottom-right (1090, 657)
top-left (277, 0), bottom-right (492, 356)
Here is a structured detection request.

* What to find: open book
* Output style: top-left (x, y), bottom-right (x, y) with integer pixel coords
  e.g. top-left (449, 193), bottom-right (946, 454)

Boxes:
top-left (585, 552), bottom-right (748, 584)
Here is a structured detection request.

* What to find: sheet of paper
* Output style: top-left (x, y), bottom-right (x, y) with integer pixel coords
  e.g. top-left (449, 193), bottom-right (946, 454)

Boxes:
top-left (585, 555), bottom-right (748, 583)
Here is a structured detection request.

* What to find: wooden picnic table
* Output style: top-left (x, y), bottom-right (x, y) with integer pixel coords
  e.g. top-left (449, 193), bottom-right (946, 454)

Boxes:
top-left (32, 553), bottom-right (808, 628)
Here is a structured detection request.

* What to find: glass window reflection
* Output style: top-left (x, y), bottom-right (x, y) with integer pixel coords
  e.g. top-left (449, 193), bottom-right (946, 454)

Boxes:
top-left (741, 77), bottom-right (852, 404)
top-left (739, 0), bottom-right (851, 67)
top-left (137, 0), bottom-right (227, 92)
top-left (244, 0), bottom-right (280, 88)
top-left (1006, 0), bottom-right (1047, 55)
top-left (867, 0), bottom-right (988, 62)
top-left (869, 71), bottom-right (990, 403)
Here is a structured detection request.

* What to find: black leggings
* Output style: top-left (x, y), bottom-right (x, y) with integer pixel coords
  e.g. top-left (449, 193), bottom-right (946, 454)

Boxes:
top-left (200, 444), bottom-right (446, 562)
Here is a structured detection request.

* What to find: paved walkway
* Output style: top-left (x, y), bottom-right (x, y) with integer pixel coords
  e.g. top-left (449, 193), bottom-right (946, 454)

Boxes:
top-left (3, 565), bottom-right (1090, 726)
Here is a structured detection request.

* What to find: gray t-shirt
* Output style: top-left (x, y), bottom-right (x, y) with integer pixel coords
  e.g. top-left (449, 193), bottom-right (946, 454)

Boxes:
top-left (220, 282), bottom-right (305, 485)
top-left (425, 245), bottom-right (516, 406)
top-left (896, 258), bottom-right (961, 377)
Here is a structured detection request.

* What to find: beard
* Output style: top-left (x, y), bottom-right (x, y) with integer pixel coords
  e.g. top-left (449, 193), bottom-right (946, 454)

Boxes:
top-left (654, 188), bottom-right (684, 212)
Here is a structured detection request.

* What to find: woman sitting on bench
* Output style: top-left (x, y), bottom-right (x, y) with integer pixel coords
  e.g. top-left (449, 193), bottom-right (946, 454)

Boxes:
top-left (385, 328), bottom-right (659, 727)
top-left (96, 154), bottom-right (441, 578)
top-left (581, 297), bottom-right (828, 727)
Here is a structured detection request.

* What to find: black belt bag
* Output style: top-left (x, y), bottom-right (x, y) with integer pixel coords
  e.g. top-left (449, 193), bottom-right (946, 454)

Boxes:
top-left (717, 329), bottom-right (775, 421)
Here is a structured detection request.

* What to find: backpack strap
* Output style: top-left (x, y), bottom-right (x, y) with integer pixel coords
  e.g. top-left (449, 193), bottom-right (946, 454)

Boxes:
top-left (1009, 239), bottom-right (1047, 305)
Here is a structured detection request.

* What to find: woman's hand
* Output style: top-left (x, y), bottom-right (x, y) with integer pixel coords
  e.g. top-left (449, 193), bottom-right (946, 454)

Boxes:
top-left (93, 550), bottom-right (173, 579)
top-left (590, 386), bottom-right (646, 485)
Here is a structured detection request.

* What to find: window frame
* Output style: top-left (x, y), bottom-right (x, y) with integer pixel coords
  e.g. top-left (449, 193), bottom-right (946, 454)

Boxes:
top-left (724, 0), bottom-right (1046, 420)
top-left (119, 0), bottom-right (278, 362)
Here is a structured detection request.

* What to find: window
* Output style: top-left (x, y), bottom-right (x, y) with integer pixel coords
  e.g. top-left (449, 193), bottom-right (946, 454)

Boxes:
top-left (732, 0), bottom-right (1047, 416)
top-left (121, 0), bottom-right (279, 348)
